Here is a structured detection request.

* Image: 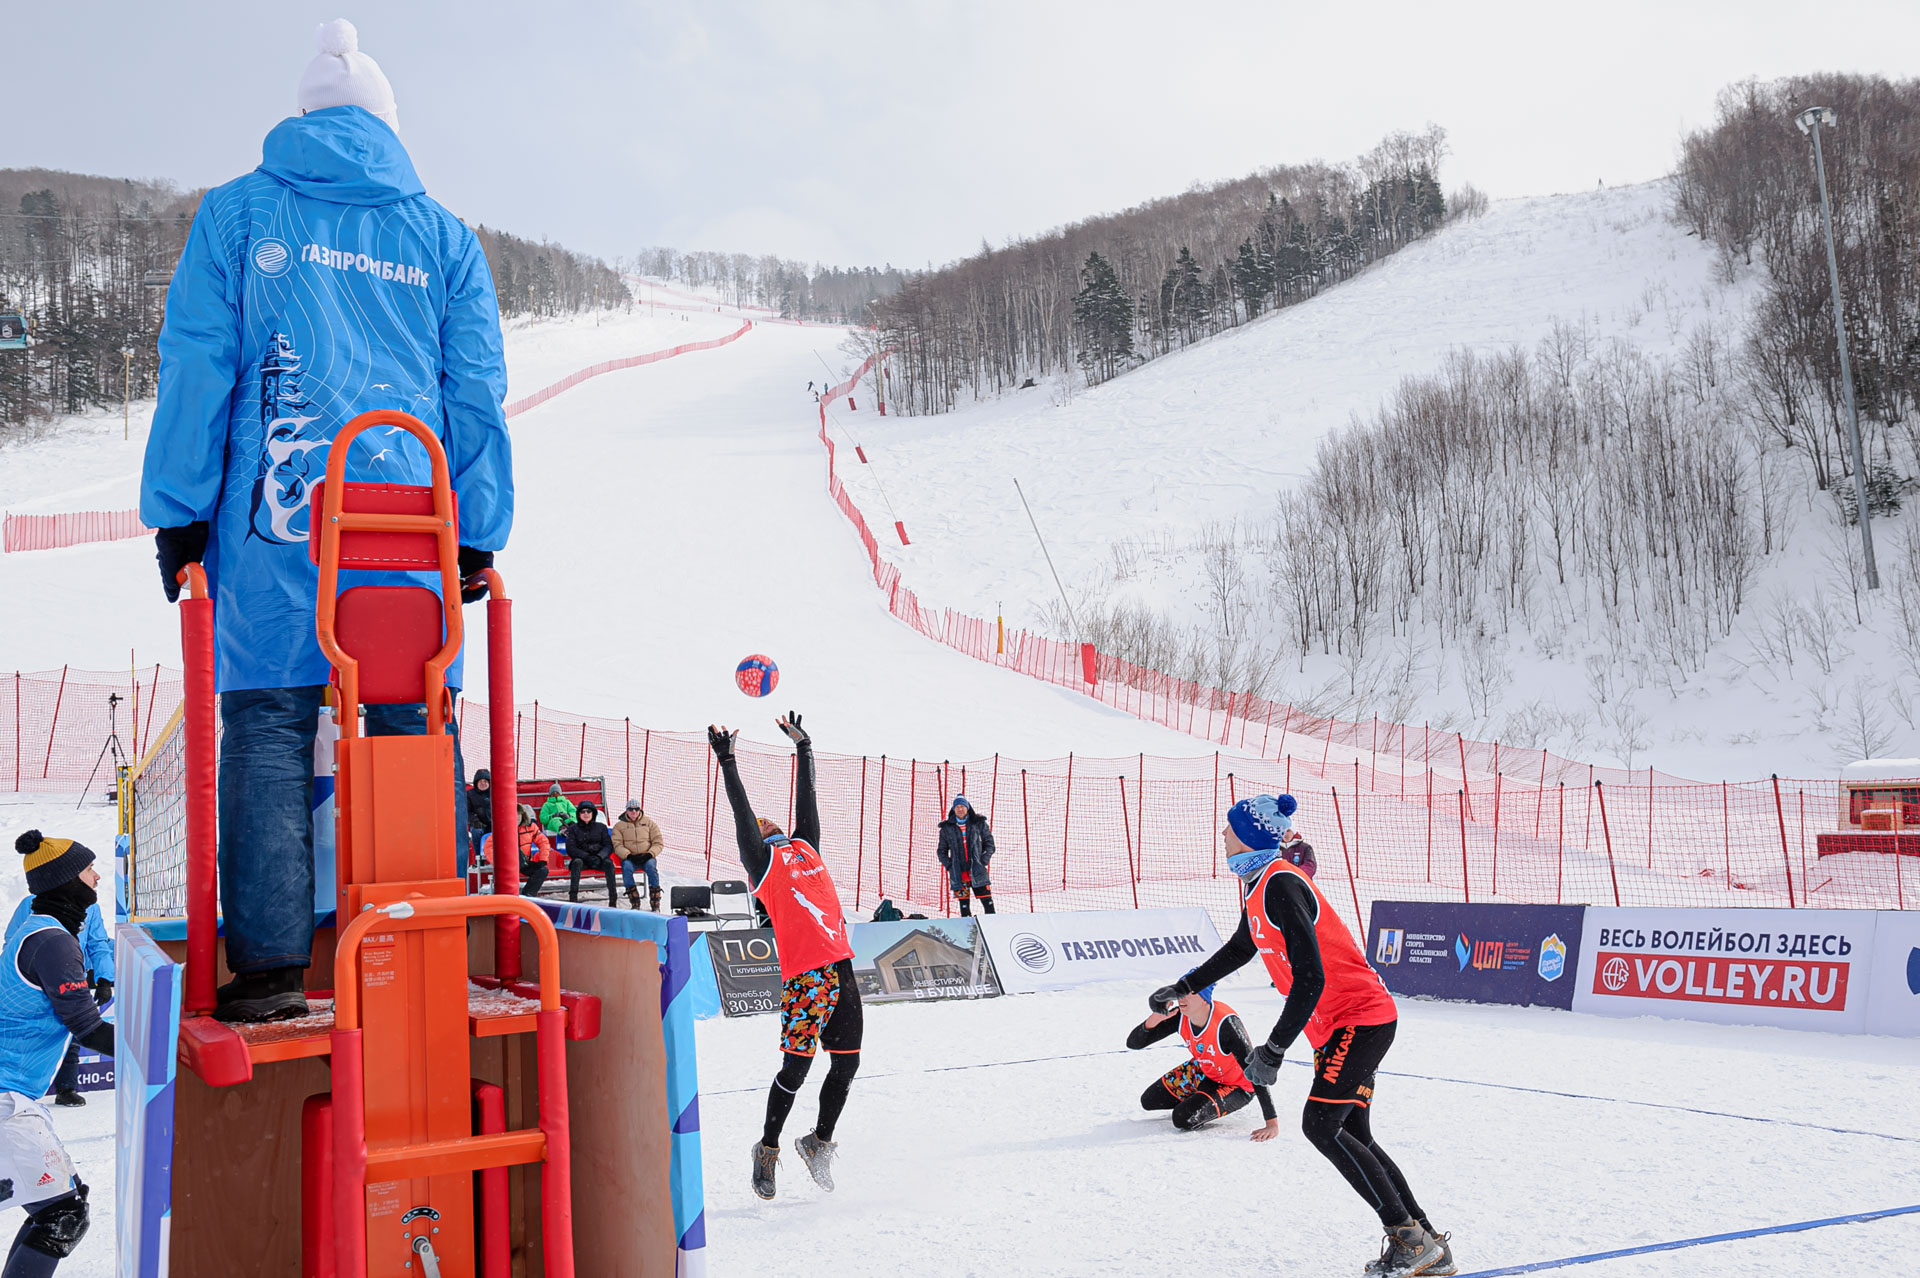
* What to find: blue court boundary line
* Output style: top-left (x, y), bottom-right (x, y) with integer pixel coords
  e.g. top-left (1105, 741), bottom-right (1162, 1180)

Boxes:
top-left (1454, 1203), bottom-right (1920, 1276)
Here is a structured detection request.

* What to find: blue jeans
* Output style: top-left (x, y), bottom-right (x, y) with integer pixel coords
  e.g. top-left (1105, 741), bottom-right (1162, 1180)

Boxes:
top-left (218, 686), bottom-right (466, 974)
top-left (619, 856), bottom-right (660, 893)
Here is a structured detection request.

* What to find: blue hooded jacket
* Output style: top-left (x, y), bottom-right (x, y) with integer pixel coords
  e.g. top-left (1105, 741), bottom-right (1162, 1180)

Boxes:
top-left (141, 107), bottom-right (511, 692)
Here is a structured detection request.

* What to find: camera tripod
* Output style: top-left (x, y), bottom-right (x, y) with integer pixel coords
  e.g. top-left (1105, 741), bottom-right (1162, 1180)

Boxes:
top-left (77, 691), bottom-right (128, 810)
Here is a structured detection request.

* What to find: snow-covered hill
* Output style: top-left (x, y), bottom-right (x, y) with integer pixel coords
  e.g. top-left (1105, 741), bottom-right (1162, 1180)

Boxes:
top-left (833, 180), bottom-right (1916, 779)
top-left (0, 308), bottom-right (1231, 763)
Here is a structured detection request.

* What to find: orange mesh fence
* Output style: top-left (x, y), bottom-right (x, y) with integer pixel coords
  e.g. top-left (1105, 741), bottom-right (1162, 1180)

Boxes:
top-left (2, 509), bottom-right (150, 553)
top-left (11, 671), bottom-right (1914, 933)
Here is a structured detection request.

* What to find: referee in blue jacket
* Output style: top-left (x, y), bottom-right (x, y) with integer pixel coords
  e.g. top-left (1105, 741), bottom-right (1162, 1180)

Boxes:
top-left (139, 20), bottom-right (513, 1023)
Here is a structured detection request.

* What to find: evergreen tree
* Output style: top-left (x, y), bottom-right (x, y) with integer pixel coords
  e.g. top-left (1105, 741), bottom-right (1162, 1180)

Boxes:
top-left (1073, 251), bottom-right (1133, 382)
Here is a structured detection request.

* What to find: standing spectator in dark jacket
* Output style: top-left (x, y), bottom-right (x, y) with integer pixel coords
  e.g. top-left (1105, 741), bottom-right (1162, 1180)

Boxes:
top-left (563, 802), bottom-right (618, 906)
top-left (936, 795), bottom-right (996, 916)
top-left (466, 769), bottom-right (494, 873)
top-left (1279, 827), bottom-right (1317, 878)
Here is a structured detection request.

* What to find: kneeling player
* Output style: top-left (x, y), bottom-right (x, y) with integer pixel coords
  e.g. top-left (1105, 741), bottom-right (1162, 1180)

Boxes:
top-left (1153, 796), bottom-right (1456, 1277)
top-left (1128, 985), bottom-right (1278, 1139)
top-left (711, 714), bottom-right (861, 1201)
top-left (4, 832), bottom-right (115, 1277)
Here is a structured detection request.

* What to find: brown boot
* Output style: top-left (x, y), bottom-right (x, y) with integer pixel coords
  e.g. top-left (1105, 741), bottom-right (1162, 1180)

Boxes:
top-left (649, 887), bottom-right (663, 912)
top-left (626, 887), bottom-right (643, 909)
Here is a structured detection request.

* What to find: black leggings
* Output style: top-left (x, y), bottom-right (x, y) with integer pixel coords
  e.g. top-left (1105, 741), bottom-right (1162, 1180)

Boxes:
top-left (1140, 1076), bottom-right (1251, 1130)
top-left (763, 1049), bottom-right (861, 1147)
top-left (1299, 1022), bottom-right (1427, 1230)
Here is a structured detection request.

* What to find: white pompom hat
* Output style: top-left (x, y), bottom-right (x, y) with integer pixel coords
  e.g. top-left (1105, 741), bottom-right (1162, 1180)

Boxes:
top-left (297, 19), bottom-right (399, 133)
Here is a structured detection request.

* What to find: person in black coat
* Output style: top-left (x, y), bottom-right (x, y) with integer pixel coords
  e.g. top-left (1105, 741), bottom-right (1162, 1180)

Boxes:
top-left (466, 769), bottom-right (494, 873)
top-left (1279, 827), bottom-right (1317, 878)
top-left (563, 802), bottom-right (618, 906)
top-left (936, 794), bottom-right (996, 916)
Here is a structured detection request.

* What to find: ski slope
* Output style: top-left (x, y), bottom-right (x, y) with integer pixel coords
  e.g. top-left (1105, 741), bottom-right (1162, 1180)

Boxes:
top-left (0, 309), bottom-right (1235, 763)
top-left (836, 180), bottom-right (1745, 635)
top-left (829, 180), bottom-right (1920, 779)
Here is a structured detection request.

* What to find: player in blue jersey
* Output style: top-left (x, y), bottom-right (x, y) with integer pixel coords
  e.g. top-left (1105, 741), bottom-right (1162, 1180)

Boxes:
top-left (2, 832), bottom-right (117, 1276)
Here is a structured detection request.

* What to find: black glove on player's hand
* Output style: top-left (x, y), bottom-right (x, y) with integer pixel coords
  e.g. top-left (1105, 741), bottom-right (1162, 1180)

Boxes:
top-left (1245, 1043), bottom-right (1284, 1087)
top-left (155, 522), bottom-right (209, 603)
top-left (457, 545), bottom-right (493, 603)
top-left (1148, 982), bottom-right (1185, 1016)
top-left (94, 978), bottom-right (113, 1005)
top-left (776, 711), bottom-right (810, 747)
top-left (707, 725), bottom-right (737, 764)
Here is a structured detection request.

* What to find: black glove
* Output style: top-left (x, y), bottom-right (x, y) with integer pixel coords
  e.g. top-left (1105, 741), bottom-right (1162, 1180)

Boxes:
top-left (776, 711), bottom-right (810, 748)
top-left (1245, 1043), bottom-right (1284, 1087)
top-left (93, 978), bottom-right (113, 1005)
top-left (457, 545), bottom-right (493, 603)
top-left (707, 725), bottom-right (737, 764)
top-left (1148, 981), bottom-right (1187, 1015)
top-left (155, 522), bottom-right (209, 603)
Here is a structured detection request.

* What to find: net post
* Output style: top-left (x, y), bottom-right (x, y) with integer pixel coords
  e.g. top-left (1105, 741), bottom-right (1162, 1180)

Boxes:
top-left (1331, 787), bottom-right (1365, 936)
top-left (487, 585), bottom-right (521, 978)
top-left (179, 566), bottom-right (219, 1017)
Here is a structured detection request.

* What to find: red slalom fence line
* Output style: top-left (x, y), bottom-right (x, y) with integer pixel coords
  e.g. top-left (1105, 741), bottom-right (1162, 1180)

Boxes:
top-left (503, 319), bottom-right (754, 419)
top-left (6, 321), bottom-right (756, 554)
top-left (2, 509), bottom-right (150, 553)
top-left (809, 354), bottom-right (1758, 796)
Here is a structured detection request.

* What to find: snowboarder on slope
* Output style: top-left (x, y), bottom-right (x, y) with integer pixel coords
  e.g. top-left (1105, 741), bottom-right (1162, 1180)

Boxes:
top-left (1, 832), bottom-right (117, 1276)
top-left (1126, 984), bottom-right (1279, 1139)
top-left (710, 713), bottom-right (861, 1201)
top-left (1151, 795), bottom-right (1456, 1276)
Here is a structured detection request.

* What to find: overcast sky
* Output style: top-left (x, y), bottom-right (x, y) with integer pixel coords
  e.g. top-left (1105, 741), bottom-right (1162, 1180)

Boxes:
top-left (11, 1), bottom-right (1919, 269)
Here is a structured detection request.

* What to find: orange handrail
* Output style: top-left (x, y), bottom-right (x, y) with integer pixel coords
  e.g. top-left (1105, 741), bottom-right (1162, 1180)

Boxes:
top-left (331, 895), bottom-right (562, 1030)
top-left (312, 410), bottom-right (465, 737)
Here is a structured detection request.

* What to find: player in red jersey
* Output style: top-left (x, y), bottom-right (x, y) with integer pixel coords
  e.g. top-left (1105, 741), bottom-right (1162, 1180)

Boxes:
top-left (1153, 795), bottom-right (1457, 1277)
top-left (1126, 984), bottom-right (1279, 1139)
top-left (710, 713), bottom-right (860, 1201)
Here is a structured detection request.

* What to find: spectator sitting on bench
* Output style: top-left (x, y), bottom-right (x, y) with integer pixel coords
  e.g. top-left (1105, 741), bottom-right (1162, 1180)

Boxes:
top-left (613, 800), bottom-right (664, 911)
top-left (516, 804), bottom-right (552, 896)
top-left (563, 802), bottom-right (618, 906)
top-left (539, 782), bottom-right (577, 834)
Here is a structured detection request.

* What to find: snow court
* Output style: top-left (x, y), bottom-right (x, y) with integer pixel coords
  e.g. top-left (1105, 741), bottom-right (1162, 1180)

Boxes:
top-left (693, 980), bottom-right (1920, 1277)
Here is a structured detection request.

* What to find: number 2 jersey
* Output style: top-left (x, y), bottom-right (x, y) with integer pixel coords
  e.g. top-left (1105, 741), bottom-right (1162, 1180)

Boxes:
top-left (1244, 859), bottom-right (1396, 1048)
top-left (753, 835), bottom-right (853, 979)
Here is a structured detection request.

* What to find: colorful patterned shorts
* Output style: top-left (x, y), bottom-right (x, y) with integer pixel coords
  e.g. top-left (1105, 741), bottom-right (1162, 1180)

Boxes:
top-left (1158, 1060), bottom-right (1205, 1101)
top-left (780, 963), bottom-right (843, 1056)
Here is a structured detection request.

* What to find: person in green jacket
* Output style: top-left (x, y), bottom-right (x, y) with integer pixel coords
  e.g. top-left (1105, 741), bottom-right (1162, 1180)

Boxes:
top-left (538, 783), bottom-right (577, 834)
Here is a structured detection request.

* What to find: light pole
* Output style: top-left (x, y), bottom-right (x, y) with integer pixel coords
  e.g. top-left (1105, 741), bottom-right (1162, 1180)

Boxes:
top-left (121, 346), bottom-right (134, 441)
top-left (1795, 105), bottom-right (1879, 590)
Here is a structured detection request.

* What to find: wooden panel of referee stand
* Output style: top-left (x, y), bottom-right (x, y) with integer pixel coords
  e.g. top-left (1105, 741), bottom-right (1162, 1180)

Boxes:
top-left (157, 412), bottom-right (681, 1275)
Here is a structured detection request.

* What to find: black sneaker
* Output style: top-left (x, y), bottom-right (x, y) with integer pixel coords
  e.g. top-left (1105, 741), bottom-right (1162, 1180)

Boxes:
top-left (52, 1089), bottom-right (85, 1107)
top-left (795, 1131), bottom-right (838, 1191)
top-left (1365, 1222), bottom-right (1445, 1277)
top-left (750, 1141), bottom-right (779, 1200)
top-left (213, 968), bottom-right (309, 1024)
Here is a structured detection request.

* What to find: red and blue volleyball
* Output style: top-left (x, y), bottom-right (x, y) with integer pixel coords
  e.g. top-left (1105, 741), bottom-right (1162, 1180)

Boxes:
top-left (735, 654), bottom-right (779, 698)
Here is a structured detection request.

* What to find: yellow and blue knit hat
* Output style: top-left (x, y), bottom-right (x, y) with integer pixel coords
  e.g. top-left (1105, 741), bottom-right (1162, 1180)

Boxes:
top-left (15, 829), bottom-right (96, 894)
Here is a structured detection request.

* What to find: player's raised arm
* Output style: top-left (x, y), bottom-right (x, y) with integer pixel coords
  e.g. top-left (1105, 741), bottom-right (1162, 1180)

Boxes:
top-left (709, 725), bottom-right (772, 886)
top-left (777, 712), bottom-right (820, 849)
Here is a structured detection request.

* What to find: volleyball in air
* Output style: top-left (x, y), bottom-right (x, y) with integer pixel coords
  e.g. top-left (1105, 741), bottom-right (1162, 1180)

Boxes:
top-left (735, 654), bottom-right (779, 698)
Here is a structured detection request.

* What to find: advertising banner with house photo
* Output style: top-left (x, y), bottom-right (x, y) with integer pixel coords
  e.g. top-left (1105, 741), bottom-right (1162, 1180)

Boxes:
top-left (849, 918), bottom-right (1003, 1003)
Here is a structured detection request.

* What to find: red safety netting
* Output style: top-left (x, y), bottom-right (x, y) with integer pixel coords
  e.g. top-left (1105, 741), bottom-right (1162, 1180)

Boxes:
top-left (2, 509), bottom-right (150, 553)
top-left (10, 668), bottom-right (1910, 938)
